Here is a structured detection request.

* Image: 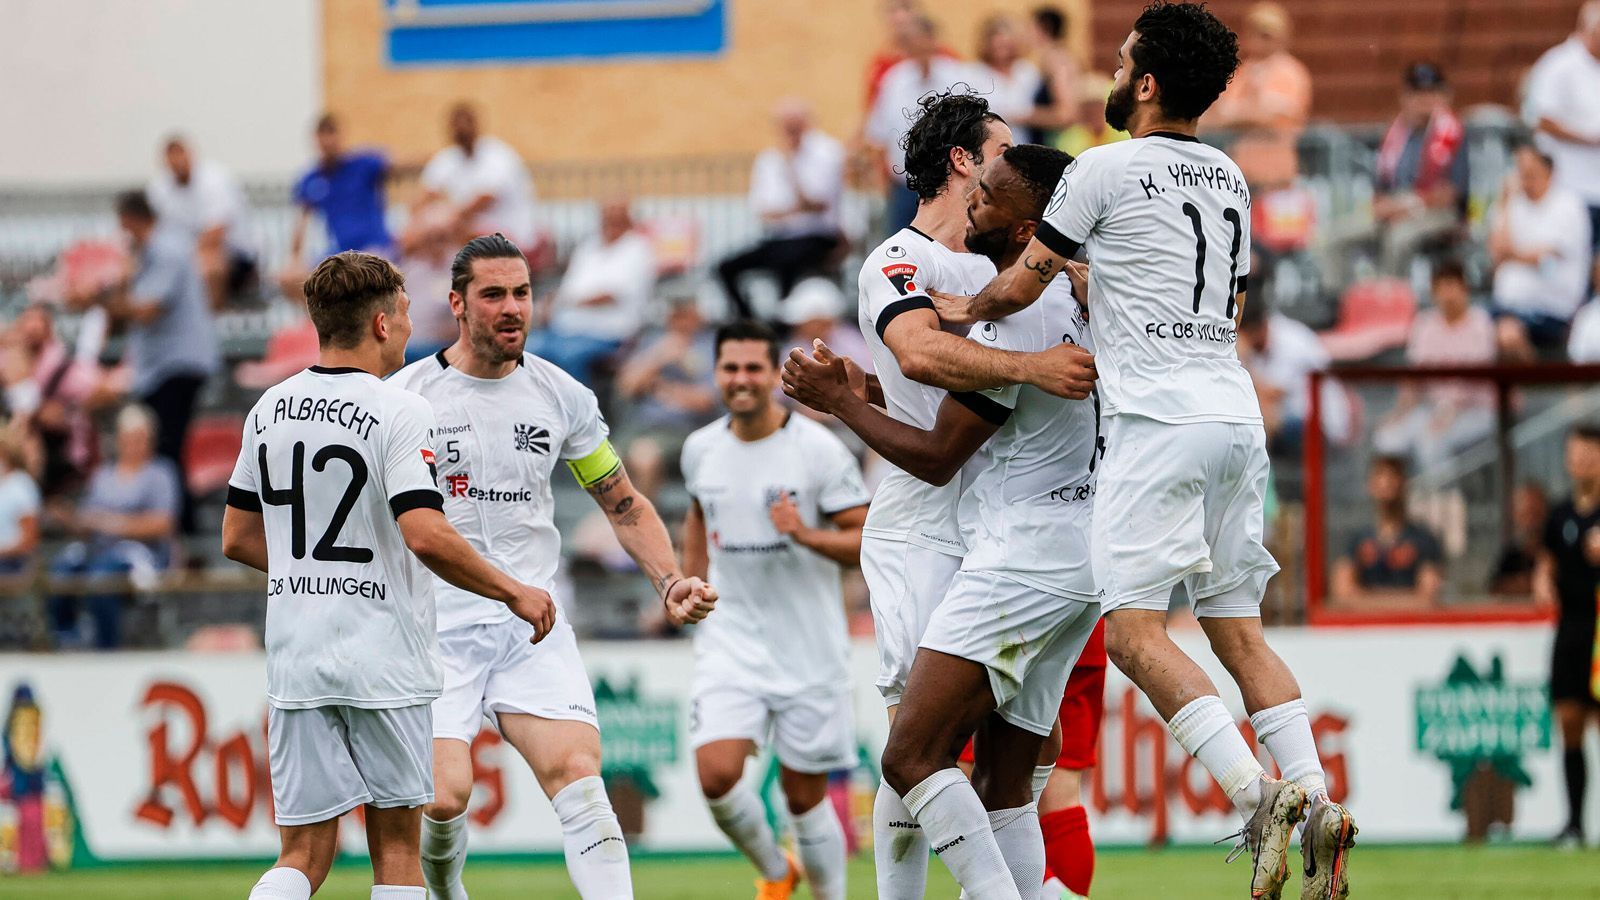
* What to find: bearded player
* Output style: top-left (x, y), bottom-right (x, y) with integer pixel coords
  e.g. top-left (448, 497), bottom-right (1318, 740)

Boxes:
top-left (389, 234), bottom-right (717, 900)
top-left (934, 5), bottom-right (1356, 898)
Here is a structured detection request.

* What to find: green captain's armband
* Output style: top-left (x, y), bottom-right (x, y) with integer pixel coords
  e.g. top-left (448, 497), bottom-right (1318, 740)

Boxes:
top-left (566, 439), bottom-right (623, 488)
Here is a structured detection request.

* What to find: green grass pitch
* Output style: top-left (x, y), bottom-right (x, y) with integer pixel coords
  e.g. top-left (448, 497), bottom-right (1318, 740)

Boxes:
top-left (12, 845), bottom-right (1600, 898)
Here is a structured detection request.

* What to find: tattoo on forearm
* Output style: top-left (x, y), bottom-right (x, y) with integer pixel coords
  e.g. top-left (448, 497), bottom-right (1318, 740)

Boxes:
top-left (1024, 254), bottom-right (1056, 284)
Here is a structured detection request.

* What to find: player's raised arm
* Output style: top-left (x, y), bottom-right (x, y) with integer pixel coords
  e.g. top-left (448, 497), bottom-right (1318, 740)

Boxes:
top-left (770, 500), bottom-right (867, 567)
top-left (570, 440), bottom-right (717, 625)
top-left (931, 235), bottom-right (1074, 327)
top-left (783, 342), bottom-right (998, 486)
top-left (878, 303), bottom-right (1096, 399)
top-left (681, 499), bottom-right (710, 580)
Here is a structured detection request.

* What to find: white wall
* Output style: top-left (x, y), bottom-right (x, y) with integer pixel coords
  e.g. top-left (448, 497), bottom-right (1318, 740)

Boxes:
top-left (0, 0), bottom-right (320, 187)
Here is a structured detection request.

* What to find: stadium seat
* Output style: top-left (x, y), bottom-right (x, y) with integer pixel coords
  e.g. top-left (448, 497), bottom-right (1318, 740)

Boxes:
top-left (182, 414), bottom-right (245, 498)
top-left (1319, 278), bottom-right (1417, 362)
top-left (234, 318), bottom-right (319, 390)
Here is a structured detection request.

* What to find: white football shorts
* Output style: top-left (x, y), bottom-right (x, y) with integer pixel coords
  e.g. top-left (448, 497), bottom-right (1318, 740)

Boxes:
top-left (267, 702), bottom-right (433, 826)
top-left (1091, 414), bottom-right (1280, 617)
top-left (432, 616), bottom-right (599, 744)
top-left (919, 569), bottom-right (1101, 737)
top-left (860, 535), bottom-right (963, 707)
top-left (689, 680), bottom-right (857, 774)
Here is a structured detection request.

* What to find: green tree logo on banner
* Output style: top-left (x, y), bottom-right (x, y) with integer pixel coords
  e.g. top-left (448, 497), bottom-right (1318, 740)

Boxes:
top-left (1414, 654), bottom-right (1549, 811)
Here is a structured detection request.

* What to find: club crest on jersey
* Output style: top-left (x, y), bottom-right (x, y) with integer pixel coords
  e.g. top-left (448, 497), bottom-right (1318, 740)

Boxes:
top-left (513, 423), bottom-right (551, 454)
top-left (881, 262), bottom-right (919, 296)
top-left (886, 245), bottom-right (907, 259)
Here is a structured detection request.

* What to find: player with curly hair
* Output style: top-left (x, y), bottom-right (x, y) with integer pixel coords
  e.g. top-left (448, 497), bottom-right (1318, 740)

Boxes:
top-left (935, 4), bottom-right (1357, 898)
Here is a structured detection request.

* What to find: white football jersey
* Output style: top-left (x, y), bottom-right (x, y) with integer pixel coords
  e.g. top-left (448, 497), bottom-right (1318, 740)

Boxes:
top-left (857, 226), bottom-right (997, 553)
top-left (681, 414), bottom-right (872, 694)
top-left (1039, 134), bottom-right (1261, 425)
top-left (957, 280), bottom-right (1100, 598)
top-left (389, 351), bottom-right (608, 633)
top-left (227, 366), bottom-right (444, 710)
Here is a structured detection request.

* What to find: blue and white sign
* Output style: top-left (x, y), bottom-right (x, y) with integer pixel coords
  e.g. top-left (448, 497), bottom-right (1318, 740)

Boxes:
top-left (385, 0), bottom-right (727, 66)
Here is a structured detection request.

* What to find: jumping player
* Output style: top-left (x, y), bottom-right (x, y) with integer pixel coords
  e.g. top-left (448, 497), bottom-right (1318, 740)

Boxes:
top-left (223, 252), bottom-right (555, 900)
top-left (787, 144), bottom-right (1100, 900)
top-left (388, 234), bottom-right (717, 900)
top-left (680, 319), bottom-right (871, 900)
top-left (934, 4), bottom-right (1356, 898)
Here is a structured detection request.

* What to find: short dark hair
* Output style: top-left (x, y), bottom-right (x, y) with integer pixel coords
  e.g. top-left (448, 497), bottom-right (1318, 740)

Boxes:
top-left (1130, 1), bottom-right (1240, 121)
top-left (316, 113), bottom-right (338, 134)
top-left (303, 251), bottom-right (405, 349)
top-left (1000, 144), bottom-right (1073, 218)
top-left (1571, 423), bottom-right (1600, 444)
top-left (714, 319), bottom-right (781, 366)
top-left (1033, 6), bottom-right (1067, 40)
top-left (1370, 454), bottom-right (1409, 478)
top-left (1430, 257), bottom-right (1468, 287)
top-left (115, 189), bottom-right (155, 222)
top-left (902, 90), bottom-right (1006, 200)
top-left (450, 233), bottom-right (527, 296)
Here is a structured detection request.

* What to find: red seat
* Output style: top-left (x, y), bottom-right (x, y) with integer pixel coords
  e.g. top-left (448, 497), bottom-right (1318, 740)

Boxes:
top-left (1319, 278), bottom-right (1417, 362)
top-left (182, 414), bottom-right (244, 498)
top-left (234, 319), bottom-right (319, 390)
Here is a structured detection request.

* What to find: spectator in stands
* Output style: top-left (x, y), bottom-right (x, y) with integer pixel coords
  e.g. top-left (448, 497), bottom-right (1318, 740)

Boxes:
top-left (0, 305), bottom-right (106, 500)
top-left (535, 199), bottom-right (656, 385)
top-left (972, 15), bottom-right (1043, 135)
top-left (865, 14), bottom-right (977, 233)
top-left (1535, 424), bottom-right (1600, 847)
top-left (1057, 74), bottom-right (1127, 158)
top-left (47, 405), bottom-right (179, 650)
top-left (716, 99), bottom-right (845, 321)
top-left (1489, 145), bottom-right (1594, 360)
top-left (87, 191), bottom-right (220, 534)
top-left (861, 1), bottom-right (954, 114)
top-left (616, 299), bottom-right (719, 435)
top-left (1564, 258), bottom-right (1600, 362)
top-left (1332, 455), bottom-right (1444, 609)
top-left (1371, 63), bottom-right (1468, 276)
top-left (1023, 6), bottom-right (1083, 148)
top-left (0, 431), bottom-right (40, 577)
top-left (1373, 261), bottom-right (1497, 470)
top-left (1492, 481), bottom-right (1549, 597)
top-left (413, 103), bottom-right (537, 252)
top-left (278, 114), bottom-right (393, 301)
top-left (146, 136), bottom-right (256, 309)
top-left (1524, 1), bottom-right (1600, 250)
top-left (1237, 299), bottom-right (1348, 456)
top-left (1204, 2), bottom-right (1311, 188)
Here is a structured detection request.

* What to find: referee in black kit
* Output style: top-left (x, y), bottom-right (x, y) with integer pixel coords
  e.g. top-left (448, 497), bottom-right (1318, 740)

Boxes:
top-left (1537, 424), bottom-right (1600, 847)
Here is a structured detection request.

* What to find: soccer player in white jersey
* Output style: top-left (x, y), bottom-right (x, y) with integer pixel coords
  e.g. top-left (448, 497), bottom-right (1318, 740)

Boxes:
top-left (678, 320), bottom-right (871, 900)
top-left (934, 5), bottom-right (1357, 898)
top-left (387, 235), bottom-right (717, 900)
top-left (788, 144), bottom-right (1100, 900)
top-left (222, 252), bottom-right (556, 900)
top-left (851, 90), bottom-right (1097, 900)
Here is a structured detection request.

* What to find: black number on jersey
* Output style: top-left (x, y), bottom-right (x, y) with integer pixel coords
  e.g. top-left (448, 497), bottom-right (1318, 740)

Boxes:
top-left (1088, 388), bottom-right (1107, 473)
top-left (257, 442), bottom-right (374, 563)
top-left (1180, 202), bottom-right (1244, 318)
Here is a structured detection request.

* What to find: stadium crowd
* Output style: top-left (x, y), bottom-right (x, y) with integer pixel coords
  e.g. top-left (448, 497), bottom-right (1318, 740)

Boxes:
top-left (2, 0), bottom-right (1600, 651)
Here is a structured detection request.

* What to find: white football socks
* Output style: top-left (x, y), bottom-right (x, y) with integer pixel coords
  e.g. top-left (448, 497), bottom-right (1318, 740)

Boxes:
top-left (706, 777), bottom-right (789, 881)
top-left (1031, 765), bottom-right (1055, 805)
top-left (989, 805), bottom-right (1045, 900)
top-left (552, 776), bottom-right (634, 899)
top-left (249, 867), bottom-right (311, 900)
top-left (874, 778), bottom-right (930, 899)
top-left (903, 768), bottom-right (1021, 900)
top-left (792, 798), bottom-right (847, 900)
top-left (1250, 699), bottom-right (1328, 798)
top-left (421, 812), bottom-right (471, 900)
top-left (371, 888), bottom-right (426, 898)
top-left (1168, 696), bottom-right (1266, 818)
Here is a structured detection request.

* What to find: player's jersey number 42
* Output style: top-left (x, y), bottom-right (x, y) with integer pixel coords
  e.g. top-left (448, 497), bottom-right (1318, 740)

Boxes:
top-left (257, 441), bottom-right (374, 563)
